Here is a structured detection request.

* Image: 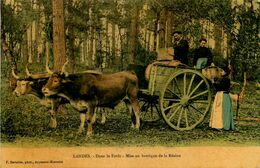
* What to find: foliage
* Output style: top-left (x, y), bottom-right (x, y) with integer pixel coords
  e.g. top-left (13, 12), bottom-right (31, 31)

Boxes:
top-left (231, 6), bottom-right (260, 80)
top-left (3, 0), bottom-right (41, 41)
top-left (1, 0), bottom-right (259, 79)
top-left (0, 79), bottom-right (49, 141)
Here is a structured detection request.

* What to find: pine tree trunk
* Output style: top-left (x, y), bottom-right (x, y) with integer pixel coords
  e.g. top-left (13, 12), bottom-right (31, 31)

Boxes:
top-left (129, 7), bottom-right (139, 64)
top-left (119, 28), bottom-right (124, 70)
top-left (166, 11), bottom-right (173, 47)
top-left (35, 2), bottom-right (41, 63)
top-left (88, 2), bottom-right (94, 68)
top-left (96, 30), bottom-right (103, 69)
top-left (67, 0), bottom-right (76, 73)
top-left (82, 40), bottom-right (87, 63)
top-left (28, 25), bottom-right (33, 63)
top-left (2, 35), bottom-right (17, 90)
top-left (158, 9), bottom-right (166, 48)
top-left (67, 27), bottom-right (76, 73)
top-left (214, 25), bottom-right (223, 55)
top-left (89, 27), bottom-right (95, 68)
top-left (111, 22), bottom-right (116, 67)
top-left (52, 0), bottom-right (66, 71)
top-left (45, 41), bottom-right (50, 68)
top-left (153, 12), bottom-right (160, 51)
top-left (105, 19), bottom-right (110, 68)
top-left (22, 32), bottom-right (29, 64)
top-left (147, 31), bottom-right (151, 51)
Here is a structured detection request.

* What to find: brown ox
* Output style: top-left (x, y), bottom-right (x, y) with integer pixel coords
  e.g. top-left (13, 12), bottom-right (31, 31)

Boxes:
top-left (12, 67), bottom-right (69, 128)
top-left (12, 67), bottom-right (107, 128)
top-left (42, 71), bottom-right (140, 137)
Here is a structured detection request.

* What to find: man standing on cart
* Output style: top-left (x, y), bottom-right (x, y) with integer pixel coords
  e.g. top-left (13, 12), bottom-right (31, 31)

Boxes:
top-left (171, 31), bottom-right (189, 65)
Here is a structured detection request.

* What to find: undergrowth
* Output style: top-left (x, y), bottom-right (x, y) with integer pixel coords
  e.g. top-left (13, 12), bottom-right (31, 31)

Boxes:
top-left (1, 78), bottom-right (259, 147)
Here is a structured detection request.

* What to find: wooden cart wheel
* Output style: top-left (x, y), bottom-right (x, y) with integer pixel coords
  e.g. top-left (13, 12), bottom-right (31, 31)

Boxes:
top-left (159, 69), bottom-right (211, 130)
top-left (138, 94), bottom-right (161, 122)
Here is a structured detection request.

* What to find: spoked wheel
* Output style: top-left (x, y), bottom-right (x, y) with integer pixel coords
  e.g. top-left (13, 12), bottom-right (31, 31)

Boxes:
top-left (159, 69), bottom-right (211, 131)
top-left (138, 93), bottom-right (161, 122)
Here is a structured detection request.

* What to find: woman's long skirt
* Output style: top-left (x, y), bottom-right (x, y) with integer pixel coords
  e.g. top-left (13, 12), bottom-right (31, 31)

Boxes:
top-left (209, 91), bottom-right (234, 130)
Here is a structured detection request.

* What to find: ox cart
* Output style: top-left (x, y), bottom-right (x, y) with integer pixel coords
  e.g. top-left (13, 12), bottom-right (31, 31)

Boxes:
top-left (132, 60), bottom-right (217, 131)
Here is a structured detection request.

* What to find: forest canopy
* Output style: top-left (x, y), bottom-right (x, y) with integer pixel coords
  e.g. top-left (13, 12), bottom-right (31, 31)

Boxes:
top-left (1, 0), bottom-right (260, 81)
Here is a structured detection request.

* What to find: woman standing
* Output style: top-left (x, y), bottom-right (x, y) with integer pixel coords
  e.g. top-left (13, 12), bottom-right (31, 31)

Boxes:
top-left (210, 76), bottom-right (234, 130)
top-left (209, 72), bottom-right (246, 131)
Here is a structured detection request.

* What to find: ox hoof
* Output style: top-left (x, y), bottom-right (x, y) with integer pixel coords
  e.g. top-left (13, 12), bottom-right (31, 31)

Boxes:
top-left (85, 133), bottom-right (93, 140)
top-left (49, 120), bottom-right (57, 128)
top-left (86, 131), bottom-right (93, 137)
top-left (85, 135), bottom-right (93, 141)
top-left (100, 119), bottom-right (106, 125)
top-left (130, 124), bottom-right (140, 131)
top-left (100, 115), bottom-right (106, 124)
top-left (57, 105), bottom-right (68, 115)
top-left (67, 133), bottom-right (74, 138)
top-left (131, 123), bottom-right (135, 129)
top-left (77, 128), bottom-right (85, 135)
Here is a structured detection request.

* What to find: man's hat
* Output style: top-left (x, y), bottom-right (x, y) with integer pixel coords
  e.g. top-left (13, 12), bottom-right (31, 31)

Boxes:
top-left (199, 38), bottom-right (207, 42)
top-left (172, 31), bottom-right (182, 36)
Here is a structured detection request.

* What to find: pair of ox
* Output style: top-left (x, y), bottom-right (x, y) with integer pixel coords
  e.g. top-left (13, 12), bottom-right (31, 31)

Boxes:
top-left (13, 69), bottom-right (106, 128)
top-left (42, 70), bottom-right (141, 136)
top-left (12, 67), bottom-right (69, 128)
top-left (13, 66), bottom-right (140, 137)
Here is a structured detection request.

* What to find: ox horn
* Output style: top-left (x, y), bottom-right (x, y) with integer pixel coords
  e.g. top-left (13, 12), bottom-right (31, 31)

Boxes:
top-left (11, 67), bottom-right (20, 79)
top-left (61, 59), bottom-right (69, 76)
top-left (45, 61), bottom-right (53, 75)
top-left (26, 64), bottom-right (50, 79)
top-left (25, 64), bottom-right (39, 79)
top-left (25, 64), bottom-right (32, 77)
